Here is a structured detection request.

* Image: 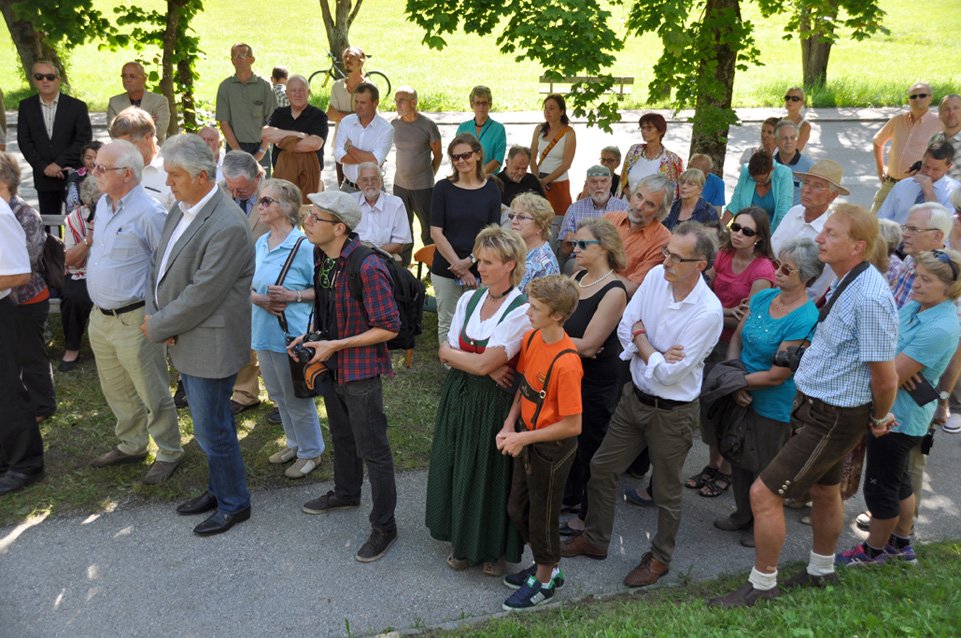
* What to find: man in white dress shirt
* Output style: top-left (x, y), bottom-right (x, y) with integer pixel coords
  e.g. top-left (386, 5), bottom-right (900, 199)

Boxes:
top-left (877, 140), bottom-right (959, 225)
top-left (109, 106), bottom-right (174, 209)
top-left (353, 162), bottom-right (411, 257)
top-left (561, 221), bottom-right (723, 588)
top-left (333, 82), bottom-right (393, 193)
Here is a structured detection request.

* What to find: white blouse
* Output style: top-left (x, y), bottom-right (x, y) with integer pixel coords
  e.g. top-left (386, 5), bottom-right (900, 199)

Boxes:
top-left (447, 287), bottom-right (531, 359)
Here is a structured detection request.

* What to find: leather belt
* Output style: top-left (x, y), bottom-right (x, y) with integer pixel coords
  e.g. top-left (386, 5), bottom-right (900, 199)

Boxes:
top-left (633, 385), bottom-right (692, 410)
top-left (98, 300), bottom-right (145, 316)
top-left (342, 178), bottom-right (358, 190)
top-left (884, 175), bottom-right (902, 183)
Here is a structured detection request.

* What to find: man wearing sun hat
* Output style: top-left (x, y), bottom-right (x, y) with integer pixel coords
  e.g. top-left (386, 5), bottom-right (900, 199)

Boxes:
top-left (294, 189), bottom-right (401, 564)
top-left (770, 158), bottom-right (848, 300)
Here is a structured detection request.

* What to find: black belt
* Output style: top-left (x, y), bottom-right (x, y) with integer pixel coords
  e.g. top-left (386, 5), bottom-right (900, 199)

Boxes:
top-left (633, 385), bottom-right (692, 410)
top-left (342, 178), bottom-right (358, 190)
top-left (884, 175), bottom-right (902, 184)
top-left (98, 300), bottom-right (145, 316)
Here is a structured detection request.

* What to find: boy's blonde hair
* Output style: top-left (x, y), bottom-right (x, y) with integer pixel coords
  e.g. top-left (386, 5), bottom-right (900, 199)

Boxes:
top-left (526, 274), bottom-right (579, 322)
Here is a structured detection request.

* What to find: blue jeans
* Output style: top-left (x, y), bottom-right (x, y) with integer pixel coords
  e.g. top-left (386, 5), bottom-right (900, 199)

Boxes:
top-left (323, 376), bottom-right (397, 532)
top-left (181, 373), bottom-right (250, 513)
top-left (257, 349), bottom-right (325, 458)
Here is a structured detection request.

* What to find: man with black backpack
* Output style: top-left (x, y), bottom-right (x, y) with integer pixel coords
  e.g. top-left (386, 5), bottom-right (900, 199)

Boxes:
top-left (292, 190), bottom-right (401, 563)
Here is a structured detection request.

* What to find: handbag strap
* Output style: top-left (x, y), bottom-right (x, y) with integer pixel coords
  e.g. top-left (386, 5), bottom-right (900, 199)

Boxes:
top-left (274, 236), bottom-right (307, 336)
top-left (538, 125), bottom-right (571, 164)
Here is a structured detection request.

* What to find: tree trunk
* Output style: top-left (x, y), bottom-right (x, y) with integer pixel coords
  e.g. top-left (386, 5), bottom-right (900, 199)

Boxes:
top-left (319, 0), bottom-right (363, 60)
top-left (689, 0), bottom-right (741, 174)
top-left (0, 0), bottom-right (67, 84)
top-left (161, 0), bottom-right (183, 135)
top-left (799, 5), bottom-right (836, 89)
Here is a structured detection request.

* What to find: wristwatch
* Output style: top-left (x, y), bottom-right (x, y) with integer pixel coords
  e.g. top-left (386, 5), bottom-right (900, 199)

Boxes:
top-left (868, 413), bottom-right (887, 428)
top-left (296, 290), bottom-right (303, 303)
top-left (469, 253), bottom-right (478, 265)
top-left (939, 390), bottom-right (951, 401)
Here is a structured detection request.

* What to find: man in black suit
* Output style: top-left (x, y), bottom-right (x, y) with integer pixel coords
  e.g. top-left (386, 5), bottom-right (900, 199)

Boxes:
top-left (17, 61), bottom-right (92, 219)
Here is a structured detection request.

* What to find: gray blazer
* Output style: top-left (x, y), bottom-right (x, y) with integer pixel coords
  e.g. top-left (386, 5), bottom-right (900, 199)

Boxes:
top-left (146, 188), bottom-right (254, 378)
top-left (107, 91), bottom-right (173, 143)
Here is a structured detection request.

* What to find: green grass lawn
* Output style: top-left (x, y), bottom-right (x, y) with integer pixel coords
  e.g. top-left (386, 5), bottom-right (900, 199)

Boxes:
top-left (435, 542), bottom-right (961, 637)
top-left (0, 0), bottom-right (959, 114)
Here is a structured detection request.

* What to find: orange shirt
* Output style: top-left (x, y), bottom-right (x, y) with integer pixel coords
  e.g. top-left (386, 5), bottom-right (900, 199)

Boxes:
top-left (517, 329), bottom-right (583, 431)
top-left (873, 110), bottom-right (942, 179)
top-left (604, 212), bottom-right (671, 285)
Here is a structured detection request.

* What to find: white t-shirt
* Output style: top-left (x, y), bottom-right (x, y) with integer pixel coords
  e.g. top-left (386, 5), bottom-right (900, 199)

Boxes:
top-left (0, 199), bottom-right (30, 300)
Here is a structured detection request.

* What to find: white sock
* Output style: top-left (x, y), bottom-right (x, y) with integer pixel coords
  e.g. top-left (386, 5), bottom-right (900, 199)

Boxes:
top-left (749, 567), bottom-right (778, 591)
top-left (807, 550), bottom-right (835, 576)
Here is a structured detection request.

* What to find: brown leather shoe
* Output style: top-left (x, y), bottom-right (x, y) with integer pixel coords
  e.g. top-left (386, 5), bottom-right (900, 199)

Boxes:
top-left (91, 447), bottom-right (148, 468)
top-left (560, 534), bottom-right (608, 559)
top-left (623, 551), bottom-right (669, 587)
top-left (142, 459), bottom-right (181, 485)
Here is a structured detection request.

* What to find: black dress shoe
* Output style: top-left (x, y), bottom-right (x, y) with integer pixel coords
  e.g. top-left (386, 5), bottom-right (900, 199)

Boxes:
top-left (176, 491), bottom-right (218, 515)
top-left (58, 356), bottom-right (80, 372)
top-left (0, 470), bottom-right (45, 495)
top-left (193, 506), bottom-right (251, 536)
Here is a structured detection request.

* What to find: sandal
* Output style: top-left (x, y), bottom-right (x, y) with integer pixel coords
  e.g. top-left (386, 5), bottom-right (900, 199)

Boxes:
top-left (685, 465), bottom-right (719, 490)
top-left (447, 554), bottom-right (469, 571)
top-left (698, 471), bottom-right (732, 497)
top-left (482, 557), bottom-right (506, 577)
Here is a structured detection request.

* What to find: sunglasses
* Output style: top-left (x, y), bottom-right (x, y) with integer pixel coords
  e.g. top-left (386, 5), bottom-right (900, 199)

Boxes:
top-left (34, 73), bottom-right (58, 82)
top-left (507, 213), bottom-right (534, 222)
top-left (931, 249), bottom-right (959, 281)
top-left (730, 222), bottom-right (758, 238)
top-left (258, 196), bottom-right (276, 207)
top-left (568, 239), bottom-right (601, 250)
top-left (772, 259), bottom-right (798, 277)
top-left (784, 95), bottom-right (802, 102)
top-left (661, 245), bottom-right (702, 264)
top-left (451, 151), bottom-right (476, 162)
top-left (909, 93), bottom-right (930, 100)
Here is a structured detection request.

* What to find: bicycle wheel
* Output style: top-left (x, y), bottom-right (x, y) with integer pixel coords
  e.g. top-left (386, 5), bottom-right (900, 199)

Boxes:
top-left (365, 71), bottom-right (391, 100)
top-left (308, 69), bottom-right (334, 98)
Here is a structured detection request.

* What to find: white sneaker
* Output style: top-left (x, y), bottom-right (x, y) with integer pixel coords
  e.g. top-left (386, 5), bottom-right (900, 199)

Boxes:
top-left (268, 447), bottom-right (297, 464)
top-left (943, 414), bottom-right (961, 434)
top-left (285, 456), bottom-right (321, 479)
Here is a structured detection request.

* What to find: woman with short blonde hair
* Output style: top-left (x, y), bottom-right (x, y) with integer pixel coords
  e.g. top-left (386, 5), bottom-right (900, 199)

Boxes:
top-left (509, 193), bottom-right (559, 291)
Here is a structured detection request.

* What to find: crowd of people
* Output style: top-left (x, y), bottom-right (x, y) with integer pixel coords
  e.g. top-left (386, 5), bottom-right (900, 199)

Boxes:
top-left (2, 48), bottom-right (961, 613)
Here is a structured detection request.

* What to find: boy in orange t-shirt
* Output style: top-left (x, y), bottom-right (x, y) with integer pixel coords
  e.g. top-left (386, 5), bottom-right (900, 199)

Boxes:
top-left (497, 275), bottom-right (583, 610)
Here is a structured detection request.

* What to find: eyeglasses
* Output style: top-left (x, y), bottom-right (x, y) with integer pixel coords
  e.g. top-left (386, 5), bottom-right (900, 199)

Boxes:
top-left (772, 259), bottom-right (798, 277)
top-left (451, 151), bottom-right (476, 162)
top-left (730, 222), bottom-right (758, 238)
top-left (930, 249), bottom-right (959, 281)
top-left (900, 224), bottom-right (939, 235)
top-left (909, 93), bottom-right (930, 100)
top-left (92, 164), bottom-right (124, 174)
top-left (568, 240), bottom-right (601, 251)
top-left (304, 210), bottom-right (341, 226)
top-left (33, 73), bottom-right (58, 82)
top-left (600, 157), bottom-right (619, 165)
top-left (784, 95), bottom-right (802, 102)
top-left (258, 196), bottom-right (276, 207)
top-left (507, 213), bottom-right (534, 222)
top-left (661, 245), bottom-right (702, 264)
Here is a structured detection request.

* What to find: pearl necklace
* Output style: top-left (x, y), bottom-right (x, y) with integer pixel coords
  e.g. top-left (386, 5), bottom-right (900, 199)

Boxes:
top-left (579, 269), bottom-right (614, 288)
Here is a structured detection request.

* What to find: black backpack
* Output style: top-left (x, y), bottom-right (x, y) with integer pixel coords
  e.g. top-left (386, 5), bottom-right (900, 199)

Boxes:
top-left (346, 243), bottom-right (425, 351)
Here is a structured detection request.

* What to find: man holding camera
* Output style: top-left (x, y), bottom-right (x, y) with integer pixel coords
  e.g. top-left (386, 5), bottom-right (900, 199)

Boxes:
top-left (294, 190), bottom-right (400, 563)
top-left (712, 205), bottom-right (899, 607)
top-left (876, 140), bottom-right (959, 225)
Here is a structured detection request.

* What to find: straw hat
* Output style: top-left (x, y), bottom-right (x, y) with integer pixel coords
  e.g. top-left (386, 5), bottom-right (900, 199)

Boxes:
top-left (793, 159), bottom-right (849, 196)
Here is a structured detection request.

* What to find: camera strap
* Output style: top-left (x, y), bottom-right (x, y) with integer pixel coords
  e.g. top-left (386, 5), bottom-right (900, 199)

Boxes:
top-left (801, 260), bottom-right (870, 342)
top-left (273, 236), bottom-right (307, 337)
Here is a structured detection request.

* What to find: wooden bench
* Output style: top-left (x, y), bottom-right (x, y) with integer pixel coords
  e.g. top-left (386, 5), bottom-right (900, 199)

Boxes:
top-left (539, 75), bottom-right (634, 97)
top-left (41, 214), bottom-right (66, 314)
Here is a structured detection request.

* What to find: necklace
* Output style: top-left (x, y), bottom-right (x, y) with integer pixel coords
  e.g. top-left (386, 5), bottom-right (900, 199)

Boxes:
top-left (579, 269), bottom-right (614, 288)
top-left (487, 286), bottom-right (513, 300)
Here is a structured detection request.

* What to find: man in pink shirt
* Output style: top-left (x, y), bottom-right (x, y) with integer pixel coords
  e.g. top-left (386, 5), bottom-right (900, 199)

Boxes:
top-left (870, 82), bottom-right (942, 213)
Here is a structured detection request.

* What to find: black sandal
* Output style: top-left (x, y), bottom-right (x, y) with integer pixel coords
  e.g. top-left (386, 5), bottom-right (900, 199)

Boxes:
top-left (685, 465), bottom-right (718, 490)
top-left (699, 472), bottom-right (732, 497)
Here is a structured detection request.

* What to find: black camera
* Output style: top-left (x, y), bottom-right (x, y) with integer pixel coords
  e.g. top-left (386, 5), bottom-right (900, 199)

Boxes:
top-left (288, 331), bottom-right (324, 364)
top-left (773, 345), bottom-right (806, 372)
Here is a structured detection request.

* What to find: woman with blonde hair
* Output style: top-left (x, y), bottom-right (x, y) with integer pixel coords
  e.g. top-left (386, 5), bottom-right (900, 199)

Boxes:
top-left (510, 192), bottom-right (559, 291)
top-left (663, 168), bottom-right (719, 230)
top-left (426, 225), bottom-right (531, 576)
top-left (783, 86), bottom-right (812, 151)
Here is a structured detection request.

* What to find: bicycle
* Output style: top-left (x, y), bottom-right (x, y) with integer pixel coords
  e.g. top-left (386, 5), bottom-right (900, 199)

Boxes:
top-left (308, 51), bottom-right (391, 101)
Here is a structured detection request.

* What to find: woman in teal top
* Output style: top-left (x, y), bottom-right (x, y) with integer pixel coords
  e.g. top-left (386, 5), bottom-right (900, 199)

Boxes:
top-left (712, 238), bottom-right (822, 542)
top-left (455, 85), bottom-right (507, 175)
top-left (837, 249), bottom-right (961, 567)
top-left (724, 150), bottom-right (793, 232)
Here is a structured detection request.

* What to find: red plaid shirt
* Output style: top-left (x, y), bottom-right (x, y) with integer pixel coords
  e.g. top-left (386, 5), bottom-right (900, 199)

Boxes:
top-left (313, 235), bottom-right (400, 383)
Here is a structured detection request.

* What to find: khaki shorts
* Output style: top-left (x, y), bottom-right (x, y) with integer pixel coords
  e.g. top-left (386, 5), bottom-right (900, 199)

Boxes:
top-left (759, 393), bottom-right (871, 500)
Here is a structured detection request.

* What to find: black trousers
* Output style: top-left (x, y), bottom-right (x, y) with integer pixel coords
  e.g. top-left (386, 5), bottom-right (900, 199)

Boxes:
top-left (61, 276), bottom-right (92, 351)
top-left (0, 297), bottom-right (44, 474)
top-left (393, 185), bottom-right (434, 266)
top-left (16, 299), bottom-right (56, 418)
top-left (37, 189), bottom-right (65, 237)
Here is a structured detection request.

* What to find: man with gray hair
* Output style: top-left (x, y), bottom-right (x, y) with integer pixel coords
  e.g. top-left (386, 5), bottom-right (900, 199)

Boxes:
top-left (145, 133), bottom-right (255, 536)
top-left (929, 94), bottom-right (961, 181)
top-left (558, 164), bottom-right (628, 268)
top-left (107, 61), bottom-right (173, 143)
top-left (353, 162), bottom-right (411, 256)
top-left (86, 140), bottom-right (183, 485)
top-left (562, 221), bottom-right (723, 588)
top-left (773, 119), bottom-right (814, 207)
top-left (109, 106), bottom-right (173, 209)
top-left (603, 173), bottom-right (673, 296)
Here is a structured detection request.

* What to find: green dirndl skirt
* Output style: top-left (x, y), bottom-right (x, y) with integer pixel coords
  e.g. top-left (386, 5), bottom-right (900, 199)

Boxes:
top-left (425, 368), bottom-right (523, 565)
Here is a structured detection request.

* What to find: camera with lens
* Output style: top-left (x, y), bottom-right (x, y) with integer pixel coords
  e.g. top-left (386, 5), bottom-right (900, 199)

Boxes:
top-left (773, 345), bottom-right (806, 372)
top-left (288, 330), bottom-right (324, 364)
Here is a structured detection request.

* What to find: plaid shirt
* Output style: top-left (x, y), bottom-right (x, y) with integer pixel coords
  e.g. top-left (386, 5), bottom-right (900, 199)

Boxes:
top-left (890, 256), bottom-right (915, 309)
top-left (314, 234), bottom-right (400, 383)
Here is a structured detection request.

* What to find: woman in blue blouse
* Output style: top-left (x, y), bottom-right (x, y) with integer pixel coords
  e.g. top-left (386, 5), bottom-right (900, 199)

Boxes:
top-left (455, 86), bottom-right (507, 176)
top-left (837, 249), bottom-right (961, 566)
top-left (250, 179), bottom-right (325, 479)
top-left (713, 238), bottom-right (823, 545)
top-left (723, 151), bottom-right (793, 231)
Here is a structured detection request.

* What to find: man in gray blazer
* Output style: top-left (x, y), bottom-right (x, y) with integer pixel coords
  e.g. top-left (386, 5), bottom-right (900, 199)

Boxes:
top-left (107, 62), bottom-right (173, 143)
top-left (142, 133), bottom-right (255, 536)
